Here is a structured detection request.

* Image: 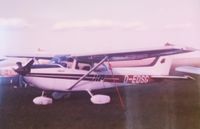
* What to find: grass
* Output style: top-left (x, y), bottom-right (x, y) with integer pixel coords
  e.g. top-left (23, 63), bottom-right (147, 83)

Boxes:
top-left (0, 79), bottom-right (200, 129)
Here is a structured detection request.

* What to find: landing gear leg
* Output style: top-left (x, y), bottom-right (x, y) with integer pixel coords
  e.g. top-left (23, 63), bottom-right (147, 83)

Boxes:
top-left (86, 89), bottom-right (94, 97)
top-left (42, 91), bottom-right (45, 96)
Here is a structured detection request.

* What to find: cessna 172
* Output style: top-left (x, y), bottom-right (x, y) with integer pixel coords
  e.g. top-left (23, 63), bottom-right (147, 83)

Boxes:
top-left (2, 45), bottom-right (200, 105)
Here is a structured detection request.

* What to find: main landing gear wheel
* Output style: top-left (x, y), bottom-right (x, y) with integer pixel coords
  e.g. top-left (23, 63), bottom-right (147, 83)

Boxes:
top-left (33, 91), bottom-right (53, 105)
top-left (87, 90), bottom-right (111, 104)
top-left (90, 95), bottom-right (111, 104)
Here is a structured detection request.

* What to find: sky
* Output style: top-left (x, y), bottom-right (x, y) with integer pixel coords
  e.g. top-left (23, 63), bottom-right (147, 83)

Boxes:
top-left (0, 0), bottom-right (200, 55)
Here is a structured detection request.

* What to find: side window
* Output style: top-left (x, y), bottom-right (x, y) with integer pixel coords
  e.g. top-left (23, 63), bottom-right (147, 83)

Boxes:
top-left (77, 62), bottom-right (91, 71)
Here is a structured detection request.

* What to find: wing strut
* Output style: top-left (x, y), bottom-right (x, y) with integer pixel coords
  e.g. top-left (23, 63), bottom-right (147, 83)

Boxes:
top-left (67, 56), bottom-right (108, 90)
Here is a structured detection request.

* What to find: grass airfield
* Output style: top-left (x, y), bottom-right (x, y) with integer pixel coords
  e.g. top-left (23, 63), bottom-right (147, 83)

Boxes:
top-left (0, 78), bottom-right (200, 129)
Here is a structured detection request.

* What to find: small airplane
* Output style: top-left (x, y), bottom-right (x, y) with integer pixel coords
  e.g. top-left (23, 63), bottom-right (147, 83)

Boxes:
top-left (2, 45), bottom-right (200, 105)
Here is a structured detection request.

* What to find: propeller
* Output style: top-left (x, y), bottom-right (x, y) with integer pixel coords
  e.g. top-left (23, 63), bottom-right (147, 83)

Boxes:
top-left (14, 59), bottom-right (34, 75)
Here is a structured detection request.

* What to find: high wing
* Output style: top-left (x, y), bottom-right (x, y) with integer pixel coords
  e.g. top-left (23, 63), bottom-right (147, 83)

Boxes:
top-left (5, 54), bottom-right (71, 64)
top-left (4, 45), bottom-right (195, 64)
top-left (176, 66), bottom-right (200, 75)
top-left (71, 46), bottom-right (194, 63)
top-left (6, 55), bottom-right (53, 60)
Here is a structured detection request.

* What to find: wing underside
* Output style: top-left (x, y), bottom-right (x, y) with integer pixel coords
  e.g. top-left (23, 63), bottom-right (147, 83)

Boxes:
top-left (176, 66), bottom-right (200, 75)
top-left (72, 48), bottom-right (192, 63)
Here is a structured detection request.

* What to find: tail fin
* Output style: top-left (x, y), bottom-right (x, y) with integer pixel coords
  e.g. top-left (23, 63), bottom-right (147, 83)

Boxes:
top-left (14, 59), bottom-right (34, 75)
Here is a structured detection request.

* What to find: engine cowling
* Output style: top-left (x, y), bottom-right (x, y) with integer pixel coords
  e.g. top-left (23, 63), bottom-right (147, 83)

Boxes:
top-left (0, 68), bottom-right (18, 77)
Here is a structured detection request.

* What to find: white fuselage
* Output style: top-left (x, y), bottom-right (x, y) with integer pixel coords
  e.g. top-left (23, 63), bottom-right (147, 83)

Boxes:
top-left (24, 68), bottom-right (114, 91)
top-left (24, 56), bottom-right (171, 92)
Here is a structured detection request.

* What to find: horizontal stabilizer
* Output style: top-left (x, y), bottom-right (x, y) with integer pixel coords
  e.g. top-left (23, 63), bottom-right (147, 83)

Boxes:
top-left (176, 66), bottom-right (200, 75)
top-left (151, 75), bottom-right (195, 80)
